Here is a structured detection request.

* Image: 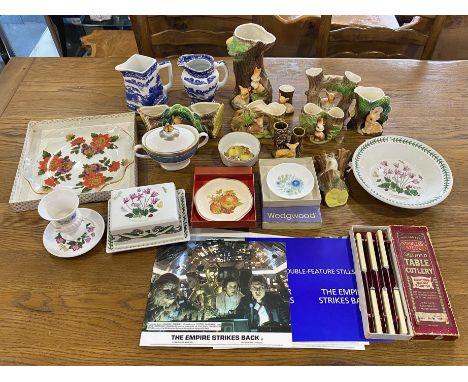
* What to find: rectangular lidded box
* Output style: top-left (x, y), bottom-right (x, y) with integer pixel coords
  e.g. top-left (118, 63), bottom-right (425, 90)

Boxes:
top-left (350, 225), bottom-right (458, 341)
top-left (390, 225), bottom-right (459, 340)
top-left (191, 166), bottom-right (256, 228)
top-left (350, 225), bottom-right (414, 341)
top-left (110, 182), bottom-right (178, 235)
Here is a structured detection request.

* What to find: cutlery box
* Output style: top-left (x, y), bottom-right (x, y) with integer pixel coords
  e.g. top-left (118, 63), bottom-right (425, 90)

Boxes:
top-left (349, 225), bottom-right (458, 341)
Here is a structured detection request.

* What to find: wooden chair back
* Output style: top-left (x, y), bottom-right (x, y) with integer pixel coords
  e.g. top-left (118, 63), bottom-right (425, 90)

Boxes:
top-left (254, 16), bottom-right (322, 57)
top-left (317, 15), bottom-right (447, 59)
top-left (130, 15), bottom-right (252, 57)
top-left (130, 15), bottom-right (327, 58)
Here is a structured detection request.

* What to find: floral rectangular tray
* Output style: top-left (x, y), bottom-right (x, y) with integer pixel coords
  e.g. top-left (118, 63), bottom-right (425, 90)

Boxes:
top-left (9, 112), bottom-right (137, 212)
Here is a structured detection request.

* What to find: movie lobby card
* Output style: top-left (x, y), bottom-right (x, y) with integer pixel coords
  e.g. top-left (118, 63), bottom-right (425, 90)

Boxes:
top-left (140, 240), bottom-right (292, 347)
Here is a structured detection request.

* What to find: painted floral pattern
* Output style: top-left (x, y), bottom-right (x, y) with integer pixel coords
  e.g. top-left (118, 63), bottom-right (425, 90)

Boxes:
top-left (75, 158), bottom-right (129, 193)
top-left (209, 189), bottom-right (242, 214)
top-left (31, 132), bottom-right (132, 193)
top-left (67, 133), bottom-right (118, 158)
top-left (373, 160), bottom-right (423, 197)
top-left (122, 187), bottom-right (163, 218)
top-left (38, 150), bottom-right (76, 190)
top-left (275, 174), bottom-right (304, 196)
top-left (54, 222), bottom-right (96, 252)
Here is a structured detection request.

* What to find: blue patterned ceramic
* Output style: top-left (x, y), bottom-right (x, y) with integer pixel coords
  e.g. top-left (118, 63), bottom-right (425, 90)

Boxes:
top-left (116, 54), bottom-right (173, 111)
top-left (266, 162), bottom-right (314, 200)
top-left (177, 54), bottom-right (228, 103)
top-left (134, 124), bottom-right (208, 171)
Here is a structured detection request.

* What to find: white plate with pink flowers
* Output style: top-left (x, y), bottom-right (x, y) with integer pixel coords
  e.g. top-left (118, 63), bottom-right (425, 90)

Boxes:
top-left (109, 183), bottom-right (179, 235)
top-left (352, 135), bottom-right (453, 209)
top-left (43, 208), bottom-right (105, 258)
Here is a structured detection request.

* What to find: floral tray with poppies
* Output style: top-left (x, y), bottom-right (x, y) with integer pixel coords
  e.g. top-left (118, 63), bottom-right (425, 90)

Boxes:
top-left (23, 126), bottom-right (133, 194)
top-left (10, 112), bottom-right (137, 212)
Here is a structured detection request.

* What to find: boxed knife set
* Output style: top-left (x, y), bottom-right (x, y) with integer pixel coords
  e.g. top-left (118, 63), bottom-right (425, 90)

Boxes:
top-left (349, 225), bottom-right (458, 341)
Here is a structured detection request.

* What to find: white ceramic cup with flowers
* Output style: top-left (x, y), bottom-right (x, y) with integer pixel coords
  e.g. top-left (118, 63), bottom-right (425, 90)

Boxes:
top-left (38, 189), bottom-right (86, 240)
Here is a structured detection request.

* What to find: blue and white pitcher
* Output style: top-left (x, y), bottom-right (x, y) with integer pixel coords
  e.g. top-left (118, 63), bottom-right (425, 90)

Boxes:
top-left (115, 54), bottom-right (173, 111)
top-left (177, 54), bottom-right (228, 103)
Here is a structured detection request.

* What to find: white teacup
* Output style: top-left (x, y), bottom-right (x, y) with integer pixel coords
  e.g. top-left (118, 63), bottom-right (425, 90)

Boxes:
top-left (38, 189), bottom-right (86, 240)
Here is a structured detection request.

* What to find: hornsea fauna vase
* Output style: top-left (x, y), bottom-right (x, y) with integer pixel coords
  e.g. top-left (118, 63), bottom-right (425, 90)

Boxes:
top-left (305, 68), bottom-right (361, 126)
top-left (178, 54), bottom-right (228, 103)
top-left (115, 54), bottom-right (173, 111)
top-left (227, 23), bottom-right (276, 109)
top-left (353, 86), bottom-right (391, 136)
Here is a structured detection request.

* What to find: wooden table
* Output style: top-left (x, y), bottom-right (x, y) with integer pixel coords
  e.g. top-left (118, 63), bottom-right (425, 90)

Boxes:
top-left (0, 57), bottom-right (467, 365)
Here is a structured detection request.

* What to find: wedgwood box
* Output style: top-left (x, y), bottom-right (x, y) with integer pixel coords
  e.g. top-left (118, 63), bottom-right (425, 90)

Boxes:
top-left (191, 166), bottom-right (256, 228)
top-left (350, 225), bottom-right (458, 341)
top-left (110, 182), bottom-right (178, 235)
top-left (262, 205), bottom-right (322, 229)
top-left (259, 157), bottom-right (321, 208)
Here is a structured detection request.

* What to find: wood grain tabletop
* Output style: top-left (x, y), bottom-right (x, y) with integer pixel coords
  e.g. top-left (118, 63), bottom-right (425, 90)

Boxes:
top-left (0, 57), bottom-right (467, 365)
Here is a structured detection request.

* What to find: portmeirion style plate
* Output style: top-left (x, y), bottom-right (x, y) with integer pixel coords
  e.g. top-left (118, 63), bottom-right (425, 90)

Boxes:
top-left (43, 208), bottom-right (105, 258)
top-left (10, 113), bottom-right (137, 212)
top-left (266, 163), bottom-right (314, 200)
top-left (194, 178), bottom-right (253, 221)
top-left (352, 135), bottom-right (453, 209)
top-left (23, 125), bottom-right (134, 194)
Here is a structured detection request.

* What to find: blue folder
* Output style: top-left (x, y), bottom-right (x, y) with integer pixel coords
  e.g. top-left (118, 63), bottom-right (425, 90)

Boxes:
top-left (247, 237), bottom-right (367, 342)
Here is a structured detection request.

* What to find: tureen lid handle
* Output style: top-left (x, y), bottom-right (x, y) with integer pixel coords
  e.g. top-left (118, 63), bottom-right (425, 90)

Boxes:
top-left (159, 123), bottom-right (180, 141)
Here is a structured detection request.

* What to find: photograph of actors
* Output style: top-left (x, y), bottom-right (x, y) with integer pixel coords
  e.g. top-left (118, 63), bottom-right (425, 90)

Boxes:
top-left (236, 275), bottom-right (291, 332)
top-left (216, 276), bottom-right (244, 316)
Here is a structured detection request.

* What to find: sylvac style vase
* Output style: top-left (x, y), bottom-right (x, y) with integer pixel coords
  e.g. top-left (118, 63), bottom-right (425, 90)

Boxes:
top-left (305, 68), bottom-right (361, 126)
top-left (300, 103), bottom-right (345, 145)
top-left (190, 102), bottom-right (225, 139)
top-left (177, 54), bottom-right (228, 103)
top-left (353, 86), bottom-right (391, 136)
top-left (226, 23), bottom-right (276, 109)
top-left (115, 54), bottom-right (173, 111)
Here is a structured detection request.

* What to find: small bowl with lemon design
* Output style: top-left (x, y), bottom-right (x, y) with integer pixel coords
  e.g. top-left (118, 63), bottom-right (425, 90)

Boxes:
top-left (218, 132), bottom-right (260, 167)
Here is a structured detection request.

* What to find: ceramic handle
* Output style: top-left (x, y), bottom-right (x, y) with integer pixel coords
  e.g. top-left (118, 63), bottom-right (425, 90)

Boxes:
top-left (159, 60), bottom-right (173, 96)
top-left (215, 60), bottom-right (228, 89)
top-left (197, 132), bottom-right (209, 149)
top-left (134, 144), bottom-right (151, 159)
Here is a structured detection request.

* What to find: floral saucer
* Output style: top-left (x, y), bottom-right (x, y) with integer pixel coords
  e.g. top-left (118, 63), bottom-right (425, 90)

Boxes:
top-left (43, 208), bottom-right (105, 258)
top-left (194, 178), bottom-right (253, 221)
top-left (352, 135), bottom-right (453, 209)
top-left (23, 125), bottom-right (134, 195)
top-left (266, 163), bottom-right (314, 200)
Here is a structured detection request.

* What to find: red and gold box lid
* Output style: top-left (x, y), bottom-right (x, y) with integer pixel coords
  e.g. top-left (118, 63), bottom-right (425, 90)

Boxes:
top-left (390, 225), bottom-right (459, 340)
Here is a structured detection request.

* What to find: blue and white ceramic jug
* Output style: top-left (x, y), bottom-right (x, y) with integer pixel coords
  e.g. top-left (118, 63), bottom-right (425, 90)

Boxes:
top-left (115, 54), bottom-right (173, 111)
top-left (177, 54), bottom-right (228, 103)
